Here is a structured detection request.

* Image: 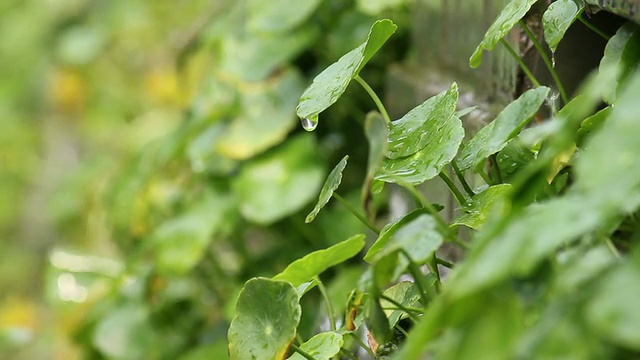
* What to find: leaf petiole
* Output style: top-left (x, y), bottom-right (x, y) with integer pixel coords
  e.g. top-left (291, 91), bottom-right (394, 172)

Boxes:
top-left (333, 193), bottom-right (381, 234)
top-left (354, 75), bottom-right (391, 124)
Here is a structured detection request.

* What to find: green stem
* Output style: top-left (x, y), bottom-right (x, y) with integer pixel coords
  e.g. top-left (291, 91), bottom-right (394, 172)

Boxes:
top-left (354, 75), bottom-right (391, 124)
top-left (401, 249), bottom-right (436, 304)
top-left (490, 154), bottom-right (503, 184)
top-left (314, 276), bottom-right (336, 331)
top-left (395, 323), bottom-right (410, 338)
top-left (439, 171), bottom-right (467, 206)
top-left (478, 167), bottom-right (493, 185)
top-left (435, 256), bottom-right (455, 269)
top-left (602, 236), bottom-right (621, 258)
top-left (402, 184), bottom-right (470, 250)
top-left (339, 349), bottom-right (358, 360)
top-left (379, 294), bottom-right (422, 322)
top-left (578, 14), bottom-right (611, 41)
top-left (291, 344), bottom-right (317, 360)
top-left (500, 38), bottom-right (541, 87)
top-left (349, 333), bottom-right (376, 358)
top-left (452, 161), bottom-right (475, 197)
top-left (333, 193), bottom-right (381, 234)
top-left (519, 20), bottom-right (569, 103)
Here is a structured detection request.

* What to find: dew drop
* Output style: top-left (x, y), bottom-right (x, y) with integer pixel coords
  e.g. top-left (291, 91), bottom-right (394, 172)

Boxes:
top-left (551, 50), bottom-right (556, 68)
top-left (301, 115), bottom-right (318, 131)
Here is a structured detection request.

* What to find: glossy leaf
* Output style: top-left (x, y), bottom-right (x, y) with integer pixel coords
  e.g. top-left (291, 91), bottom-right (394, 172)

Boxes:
top-left (365, 213), bottom-right (443, 264)
top-left (542, 0), bottom-right (584, 52)
top-left (451, 184), bottom-right (512, 230)
top-left (296, 19), bottom-right (397, 121)
top-left (228, 278), bottom-right (301, 360)
top-left (470, 0), bottom-right (538, 68)
top-left (457, 86), bottom-right (550, 170)
top-left (234, 134), bottom-right (324, 225)
top-left (586, 260), bottom-right (640, 349)
top-left (387, 83), bottom-right (459, 159)
top-left (247, 0), bottom-right (322, 34)
top-left (273, 234), bottom-right (366, 287)
top-left (376, 116), bottom-right (464, 185)
top-left (599, 22), bottom-right (640, 103)
top-left (306, 155), bottom-right (349, 223)
top-left (287, 332), bottom-right (343, 360)
top-left (218, 69), bottom-right (305, 160)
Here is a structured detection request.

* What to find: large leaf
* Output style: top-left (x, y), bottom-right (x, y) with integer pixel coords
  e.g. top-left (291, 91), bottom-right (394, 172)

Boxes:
top-left (305, 155), bottom-right (349, 223)
top-left (296, 19), bottom-right (397, 122)
top-left (218, 69), bottom-right (305, 160)
top-left (542, 0), bottom-right (584, 52)
top-left (586, 259), bottom-right (640, 349)
top-left (365, 213), bottom-right (443, 264)
top-left (228, 278), bottom-right (301, 360)
top-left (386, 83), bottom-right (459, 159)
top-left (273, 234), bottom-right (366, 287)
top-left (233, 134), bottom-right (324, 225)
top-left (451, 184), bottom-right (512, 230)
top-left (456, 86), bottom-right (550, 170)
top-left (247, 0), bottom-right (322, 34)
top-left (599, 22), bottom-right (640, 104)
top-left (469, 0), bottom-right (538, 68)
top-left (287, 332), bottom-right (343, 360)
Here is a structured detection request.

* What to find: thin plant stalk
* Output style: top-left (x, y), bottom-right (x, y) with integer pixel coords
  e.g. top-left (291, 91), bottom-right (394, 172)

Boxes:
top-left (439, 171), bottom-right (467, 205)
top-left (519, 20), bottom-right (569, 103)
top-left (349, 333), bottom-right (376, 358)
top-left (435, 257), bottom-right (454, 269)
top-left (578, 14), bottom-right (611, 41)
top-left (333, 193), bottom-right (381, 234)
top-left (452, 161), bottom-right (475, 197)
top-left (500, 38), bottom-right (541, 87)
top-left (314, 276), bottom-right (337, 331)
top-left (291, 344), bottom-right (317, 360)
top-left (490, 154), bottom-right (503, 184)
top-left (478, 167), bottom-right (493, 185)
top-left (354, 75), bottom-right (392, 124)
top-left (379, 294), bottom-right (422, 322)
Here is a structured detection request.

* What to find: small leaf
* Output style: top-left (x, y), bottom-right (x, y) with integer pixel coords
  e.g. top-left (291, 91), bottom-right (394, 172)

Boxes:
top-left (306, 155), bottom-right (349, 223)
top-left (542, 0), bottom-right (584, 52)
top-left (233, 134), bottom-right (324, 225)
top-left (228, 278), bottom-right (301, 360)
top-left (365, 213), bottom-right (443, 264)
top-left (273, 234), bottom-right (366, 287)
top-left (387, 83), bottom-right (459, 159)
top-left (247, 0), bottom-right (322, 34)
top-left (599, 21), bottom-right (640, 103)
top-left (287, 332), bottom-right (343, 360)
top-left (451, 184), bottom-right (512, 230)
top-left (457, 86), bottom-right (550, 170)
top-left (366, 296), bottom-right (392, 344)
top-left (470, 0), bottom-right (538, 67)
top-left (362, 111), bottom-right (389, 216)
top-left (296, 19), bottom-right (397, 121)
top-left (380, 281), bottom-right (421, 327)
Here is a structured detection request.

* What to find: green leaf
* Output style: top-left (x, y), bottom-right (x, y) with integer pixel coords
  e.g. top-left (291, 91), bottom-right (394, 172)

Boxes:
top-left (362, 111), bottom-right (389, 216)
top-left (287, 332), bottom-right (343, 360)
top-left (218, 69), bottom-right (306, 160)
top-left (470, 0), bottom-right (538, 68)
top-left (356, 0), bottom-right (408, 14)
top-left (456, 86), bottom-right (550, 170)
top-left (599, 22), bottom-right (640, 104)
top-left (366, 296), bottom-right (392, 344)
top-left (451, 184), bottom-right (512, 230)
top-left (497, 138), bottom-right (536, 180)
top-left (273, 234), bottom-right (366, 287)
top-left (228, 278), bottom-right (301, 360)
top-left (577, 106), bottom-right (612, 141)
top-left (380, 281), bottom-right (421, 327)
top-left (233, 134), bottom-right (324, 225)
top-left (247, 0), bottom-right (322, 34)
top-left (305, 155), bottom-right (349, 223)
top-left (387, 83), bottom-right (459, 159)
top-left (93, 303), bottom-right (153, 359)
top-left (586, 260), bottom-right (640, 349)
top-left (296, 19), bottom-right (397, 121)
top-left (365, 213), bottom-right (443, 264)
top-left (151, 191), bottom-right (235, 274)
top-left (542, 0), bottom-right (584, 52)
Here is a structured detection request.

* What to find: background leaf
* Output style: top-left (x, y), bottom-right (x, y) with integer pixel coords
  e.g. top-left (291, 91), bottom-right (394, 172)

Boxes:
top-left (228, 278), bottom-right (301, 360)
top-left (451, 184), bottom-right (512, 230)
top-left (287, 332), bottom-right (343, 360)
top-left (456, 86), bottom-right (549, 170)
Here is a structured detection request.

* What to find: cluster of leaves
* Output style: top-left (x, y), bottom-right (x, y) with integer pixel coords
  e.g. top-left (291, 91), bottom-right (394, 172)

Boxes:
top-left (228, 1), bottom-right (640, 359)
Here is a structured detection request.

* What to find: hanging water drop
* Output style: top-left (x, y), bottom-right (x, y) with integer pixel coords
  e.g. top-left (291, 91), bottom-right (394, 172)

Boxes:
top-left (300, 115), bottom-right (318, 131)
top-left (551, 50), bottom-right (556, 68)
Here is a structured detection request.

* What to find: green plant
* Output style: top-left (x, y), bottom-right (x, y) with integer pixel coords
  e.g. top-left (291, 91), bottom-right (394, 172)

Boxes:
top-left (228, 1), bottom-right (640, 359)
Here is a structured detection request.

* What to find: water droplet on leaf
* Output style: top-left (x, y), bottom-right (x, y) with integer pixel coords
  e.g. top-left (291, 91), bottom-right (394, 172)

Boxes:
top-left (301, 115), bottom-right (318, 131)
